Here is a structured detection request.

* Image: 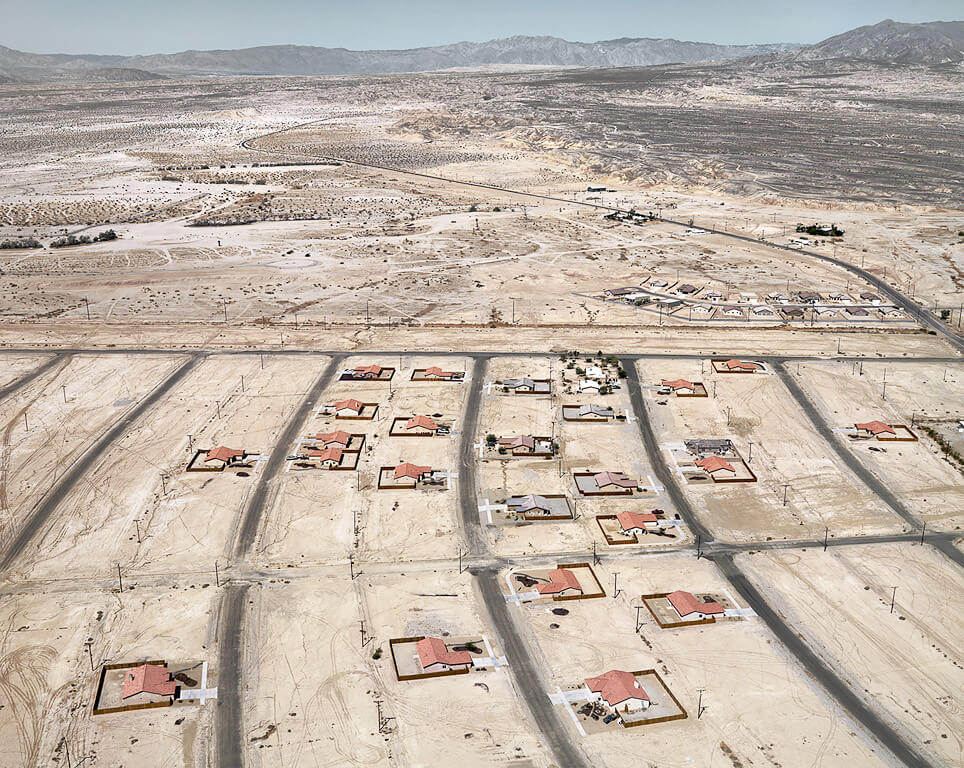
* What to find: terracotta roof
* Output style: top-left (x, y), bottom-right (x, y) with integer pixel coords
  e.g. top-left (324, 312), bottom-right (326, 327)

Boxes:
top-left (315, 430), bottom-right (351, 446)
top-left (584, 670), bottom-right (649, 707)
top-left (667, 590), bottom-right (724, 617)
top-left (661, 378), bottom-right (694, 390)
top-left (616, 511), bottom-right (658, 531)
top-left (354, 364), bottom-right (383, 376)
top-left (723, 359), bottom-right (760, 371)
top-left (406, 415), bottom-right (438, 431)
top-left (307, 446), bottom-right (343, 464)
top-left (121, 664), bottom-right (177, 699)
top-left (333, 398), bottom-right (364, 412)
top-left (536, 568), bottom-right (582, 595)
top-left (593, 471), bottom-right (635, 489)
top-left (424, 366), bottom-right (455, 378)
top-left (393, 462), bottom-right (431, 480)
top-left (856, 420), bottom-right (895, 435)
top-left (696, 455), bottom-right (735, 474)
top-left (416, 637), bottom-right (472, 669)
top-left (205, 446), bottom-right (243, 463)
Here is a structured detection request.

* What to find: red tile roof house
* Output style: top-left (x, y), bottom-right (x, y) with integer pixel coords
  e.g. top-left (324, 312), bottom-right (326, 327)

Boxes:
top-left (661, 378), bottom-right (695, 395)
top-left (616, 511), bottom-right (659, 536)
top-left (667, 590), bottom-right (725, 620)
top-left (121, 663), bottom-right (178, 701)
top-left (722, 359), bottom-right (762, 372)
top-left (696, 455), bottom-right (736, 479)
top-left (584, 670), bottom-right (650, 714)
top-left (315, 430), bottom-right (352, 448)
top-left (306, 446), bottom-right (344, 467)
top-left (406, 415), bottom-right (439, 433)
top-left (535, 568), bottom-right (583, 597)
top-left (416, 637), bottom-right (473, 673)
top-left (333, 398), bottom-right (365, 416)
top-left (421, 366), bottom-right (461, 380)
top-left (390, 462), bottom-right (433, 486)
top-left (353, 364), bottom-right (385, 379)
top-left (855, 420), bottom-right (896, 438)
top-left (203, 446), bottom-right (245, 468)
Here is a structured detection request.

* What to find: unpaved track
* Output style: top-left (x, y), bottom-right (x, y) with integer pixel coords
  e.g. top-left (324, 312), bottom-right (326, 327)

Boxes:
top-left (0, 353), bottom-right (203, 570)
top-left (0, 354), bottom-right (67, 402)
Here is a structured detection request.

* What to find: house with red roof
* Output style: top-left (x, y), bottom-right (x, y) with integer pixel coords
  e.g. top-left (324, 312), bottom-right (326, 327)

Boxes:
top-left (496, 434), bottom-right (553, 456)
top-left (661, 379), bottom-right (695, 395)
top-left (535, 568), bottom-right (583, 597)
top-left (121, 663), bottom-right (178, 701)
top-left (616, 510), bottom-right (659, 536)
top-left (333, 398), bottom-right (364, 415)
top-left (406, 415), bottom-right (438, 432)
top-left (713, 358), bottom-right (764, 373)
top-left (203, 446), bottom-right (244, 467)
top-left (415, 637), bottom-right (473, 673)
top-left (667, 590), bottom-right (725, 620)
top-left (584, 670), bottom-right (650, 714)
top-left (315, 430), bottom-right (352, 448)
top-left (306, 446), bottom-right (344, 467)
top-left (378, 461), bottom-right (436, 489)
top-left (353, 364), bottom-right (383, 378)
top-left (855, 420), bottom-right (896, 438)
top-left (413, 366), bottom-right (464, 382)
top-left (696, 455), bottom-right (736, 478)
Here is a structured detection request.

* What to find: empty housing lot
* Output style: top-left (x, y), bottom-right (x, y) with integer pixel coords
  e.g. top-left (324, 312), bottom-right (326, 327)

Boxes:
top-left (738, 544), bottom-right (964, 767)
top-left (636, 358), bottom-right (912, 542)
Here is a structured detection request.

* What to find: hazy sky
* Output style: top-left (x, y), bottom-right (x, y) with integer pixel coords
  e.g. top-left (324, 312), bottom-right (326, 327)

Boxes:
top-left (2, 0), bottom-right (960, 55)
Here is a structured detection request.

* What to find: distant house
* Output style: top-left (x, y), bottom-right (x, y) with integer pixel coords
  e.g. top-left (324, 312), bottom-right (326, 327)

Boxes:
top-left (721, 305), bottom-right (743, 317)
top-left (855, 420), bottom-right (896, 438)
top-left (860, 292), bottom-right (882, 304)
top-left (504, 377), bottom-right (551, 394)
top-left (691, 304), bottom-right (713, 315)
top-left (696, 455), bottom-right (736, 478)
top-left (121, 664), bottom-right (177, 700)
top-left (795, 291), bottom-right (820, 304)
top-left (579, 378), bottom-right (602, 393)
top-left (845, 307), bottom-right (869, 318)
top-left (667, 590), bottom-right (725, 620)
top-left (828, 292), bottom-right (850, 303)
top-left (535, 568), bottom-right (583, 596)
top-left (703, 289), bottom-right (723, 302)
top-left (416, 637), bottom-right (472, 673)
top-left (604, 287), bottom-right (639, 297)
top-left (752, 305), bottom-right (775, 316)
top-left (649, 279), bottom-right (669, 289)
top-left (781, 306), bottom-right (805, 319)
top-left (616, 510), bottom-right (659, 536)
top-left (203, 446), bottom-right (245, 468)
top-left (394, 462), bottom-right (432, 481)
top-left (676, 284), bottom-right (698, 295)
top-left (584, 670), bottom-right (650, 714)
top-left (815, 306), bottom-right (837, 318)
top-left (767, 292), bottom-right (789, 303)
top-left (578, 404), bottom-right (614, 419)
top-left (507, 494), bottom-right (553, 516)
top-left (879, 306), bottom-right (905, 318)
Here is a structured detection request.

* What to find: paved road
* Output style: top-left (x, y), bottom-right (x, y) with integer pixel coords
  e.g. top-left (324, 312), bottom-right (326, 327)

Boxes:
top-left (232, 354), bottom-right (345, 558)
top-left (0, 353), bottom-right (68, 402)
top-left (457, 356), bottom-right (590, 768)
top-left (457, 356), bottom-right (489, 556)
top-left (215, 583), bottom-right (250, 768)
top-left (620, 356), bottom-right (934, 768)
top-left (476, 570), bottom-right (590, 768)
top-left (774, 362), bottom-right (964, 570)
top-left (240, 119), bottom-right (964, 354)
top-left (714, 553), bottom-right (937, 768)
top-left (1, 347), bottom-right (960, 364)
top-left (0, 353), bottom-right (203, 570)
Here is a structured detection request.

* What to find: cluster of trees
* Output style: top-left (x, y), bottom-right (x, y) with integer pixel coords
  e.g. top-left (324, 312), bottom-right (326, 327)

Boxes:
top-left (796, 223), bottom-right (844, 237)
top-left (50, 229), bottom-right (119, 248)
top-left (0, 236), bottom-right (41, 249)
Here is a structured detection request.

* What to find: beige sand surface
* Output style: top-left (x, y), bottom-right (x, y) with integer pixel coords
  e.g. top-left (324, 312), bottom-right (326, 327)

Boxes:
top-left (738, 544), bottom-right (964, 767)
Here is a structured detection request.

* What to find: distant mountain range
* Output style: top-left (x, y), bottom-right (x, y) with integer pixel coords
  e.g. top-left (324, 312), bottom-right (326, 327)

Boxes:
top-left (0, 19), bottom-right (960, 82)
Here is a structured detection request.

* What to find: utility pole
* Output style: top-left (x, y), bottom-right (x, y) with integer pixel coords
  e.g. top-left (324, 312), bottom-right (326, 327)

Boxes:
top-left (160, 474), bottom-right (167, 495)
top-left (216, 400), bottom-right (221, 418)
top-left (782, 483), bottom-right (789, 506)
top-left (134, 518), bottom-right (141, 543)
top-left (919, 521), bottom-right (926, 546)
top-left (215, 560), bottom-right (220, 587)
top-left (188, 434), bottom-right (193, 453)
top-left (116, 563), bottom-right (123, 593)
top-left (240, 375), bottom-right (244, 393)
top-left (83, 296), bottom-right (91, 320)
top-left (612, 572), bottom-right (620, 599)
top-left (62, 385), bottom-right (67, 403)
top-left (696, 535), bottom-right (702, 559)
top-left (349, 552), bottom-right (356, 579)
top-left (726, 406), bottom-right (731, 425)
top-left (260, 353), bottom-right (264, 370)
top-left (592, 541), bottom-right (600, 565)
top-left (635, 605), bottom-right (644, 633)
top-left (823, 526), bottom-right (829, 551)
top-left (366, 300), bottom-right (370, 326)
top-left (85, 641), bottom-right (94, 671)
top-left (747, 439), bottom-right (753, 463)
top-left (697, 689), bottom-right (707, 718)
top-left (23, 412), bottom-right (28, 431)
top-left (890, 586), bottom-right (897, 614)
top-left (360, 620), bottom-right (372, 647)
